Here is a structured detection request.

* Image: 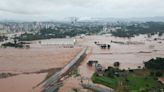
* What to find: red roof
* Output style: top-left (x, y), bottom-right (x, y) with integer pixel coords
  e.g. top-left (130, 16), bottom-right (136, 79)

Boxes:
top-left (158, 77), bottom-right (164, 83)
top-left (159, 77), bottom-right (164, 81)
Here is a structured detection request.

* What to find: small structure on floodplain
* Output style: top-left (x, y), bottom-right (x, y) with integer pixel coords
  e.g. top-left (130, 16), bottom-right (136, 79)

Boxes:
top-left (87, 60), bottom-right (98, 66)
top-left (94, 41), bottom-right (111, 49)
top-left (158, 77), bottom-right (164, 84)
top-left (95, 63), bottom-right (104, 76)
top-left (87, 60), bottom-right (104, 76)
top-left (40, 38), bottom-right (76, 48)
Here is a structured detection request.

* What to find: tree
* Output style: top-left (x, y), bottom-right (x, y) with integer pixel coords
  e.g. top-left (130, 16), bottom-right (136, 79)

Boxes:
top-left (138, 66), bottom-right (141, 69)
top-left (14, 37), bottom-right (17, 45)
top-left (144, 57), bottom-right (164, 70)
top-left (104, 66), bottom-right (115, 77)
top-left (155, 71), bottom-right (162, 77)
top-left (113, 62), bottom-right (120, 69)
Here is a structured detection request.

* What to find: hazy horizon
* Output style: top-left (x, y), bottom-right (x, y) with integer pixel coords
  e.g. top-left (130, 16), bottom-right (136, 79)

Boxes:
top-left (0, 0), bottom-right (164, 21)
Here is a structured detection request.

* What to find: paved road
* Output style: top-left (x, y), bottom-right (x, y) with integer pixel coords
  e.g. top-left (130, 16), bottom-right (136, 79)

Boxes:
top-left (42, 47), bottom-right (88, 92)
top-left (82, 83), bottom-right (114, 92)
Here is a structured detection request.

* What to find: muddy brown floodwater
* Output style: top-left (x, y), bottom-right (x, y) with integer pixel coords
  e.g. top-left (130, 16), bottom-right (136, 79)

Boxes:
top-left (0, 46), bottom-right (82, 73)
top-left (0, 44), bottom-right (82, 92)
top-left (59, 34), bottom-right (164, 92)
top-left (78, 34), bottom-right (164, 70)
top-left (0, 73), bottom-right (46, 92)
top-left (1, 34), bottom-right (164, 92)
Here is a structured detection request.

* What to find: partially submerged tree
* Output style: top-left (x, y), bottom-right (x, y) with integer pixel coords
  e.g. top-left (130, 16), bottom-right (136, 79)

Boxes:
top-left (144, 57), bottom-right (164, 70)
top-left (113, 62), bottom-right (120, 69)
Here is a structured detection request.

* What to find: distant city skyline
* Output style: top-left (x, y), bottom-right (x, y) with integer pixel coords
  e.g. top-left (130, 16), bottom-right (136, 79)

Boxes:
top-left (0, 0), bottom-right (164, 21)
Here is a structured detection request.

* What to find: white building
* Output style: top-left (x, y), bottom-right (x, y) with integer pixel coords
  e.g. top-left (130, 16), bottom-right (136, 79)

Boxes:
top-left (40, 38), bottom-right (76, 48)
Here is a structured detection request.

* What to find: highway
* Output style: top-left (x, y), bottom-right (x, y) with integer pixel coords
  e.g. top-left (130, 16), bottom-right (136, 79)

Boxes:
top-left (42, 47), bottom-right (88, 92)
top-left (81, 83), bottom-right (114, 92)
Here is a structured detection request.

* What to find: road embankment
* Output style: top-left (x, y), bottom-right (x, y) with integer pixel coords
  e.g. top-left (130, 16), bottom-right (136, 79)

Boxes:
top-left (42, 47), bottom-right (88, 92)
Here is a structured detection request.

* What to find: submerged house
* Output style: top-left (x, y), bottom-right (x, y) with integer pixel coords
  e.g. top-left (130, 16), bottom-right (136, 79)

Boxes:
top-left (87, 60), bottom-right (98, 66)
top-left (100, 44), bottom-right (111, 49)
top-left (95, 63), bottom-right (104, 76)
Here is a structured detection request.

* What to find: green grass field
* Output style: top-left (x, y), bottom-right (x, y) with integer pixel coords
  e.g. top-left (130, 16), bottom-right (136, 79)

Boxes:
top-left (91, 73), bottom-right (117, 88)
top-left (126, 74), bottom-right (159, 92)
top-left (91, 69), bottom-right (164, 92)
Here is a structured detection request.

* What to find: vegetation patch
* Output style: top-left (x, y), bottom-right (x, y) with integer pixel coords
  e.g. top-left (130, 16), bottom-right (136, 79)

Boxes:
top-left (92, 73), bottom-right (117, 88)
top-left (18, 24), bottom-right (103, 41)
top-left (111, 22), bottom-right (164, 38)
top-left (144, 57), bottom-right (164, 70)
top-left (126, 73), bottom-right (160, 92)
top-left (1, 38), bottom-right (30, 48)
top-left (91, 58), bottom-right (164, 92)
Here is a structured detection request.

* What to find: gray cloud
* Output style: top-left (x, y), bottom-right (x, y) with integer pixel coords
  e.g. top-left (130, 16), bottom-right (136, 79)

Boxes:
top-left (0, 0), bottom-right (164, 21)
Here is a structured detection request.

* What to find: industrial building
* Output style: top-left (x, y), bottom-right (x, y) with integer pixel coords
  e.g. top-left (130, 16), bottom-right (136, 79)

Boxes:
top-left (40, 38), bottom-right (76, 48)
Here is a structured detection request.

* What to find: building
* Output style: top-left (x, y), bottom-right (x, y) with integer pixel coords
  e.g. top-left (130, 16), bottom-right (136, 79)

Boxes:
top-left (158, 77), bottom-right (164, 84)
top-left (95, 63), bottom-right (104, 76)
top-left (40, 38), bottom-right (76, 48)
top-left (87, 60), bottom-right (98, 66)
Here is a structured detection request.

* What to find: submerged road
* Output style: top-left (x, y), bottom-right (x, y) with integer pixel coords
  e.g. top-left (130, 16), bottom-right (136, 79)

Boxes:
top-left (42, 47), bottom-right (88, 92)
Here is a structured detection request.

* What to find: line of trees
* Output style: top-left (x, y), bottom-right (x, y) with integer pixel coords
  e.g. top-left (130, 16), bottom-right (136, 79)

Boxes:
top-left (111, 22), bottom-right (164, 37)
top-left (144, 57), bottom-right (164, 70)
top-left (0, 36), bottom-right (8, 42)
top-left (18, 24), bottom-right (103, 41)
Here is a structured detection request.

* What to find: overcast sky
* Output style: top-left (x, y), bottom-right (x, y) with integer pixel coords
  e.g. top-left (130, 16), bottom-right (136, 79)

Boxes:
top-left (0, 0), bottom-right (164, 21)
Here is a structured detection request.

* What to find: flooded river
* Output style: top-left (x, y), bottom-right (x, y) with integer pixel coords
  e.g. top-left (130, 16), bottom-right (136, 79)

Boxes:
top-left (0, 34), bottom-right (164, 92)
top-left (0, 44), bottom-right (82, 92)
top-left (79, 34), bottom-right (164, 69)
top-left (60, 34), bottom-right (164, 91)
top-left (0, 73), bottom-right (46, 92)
